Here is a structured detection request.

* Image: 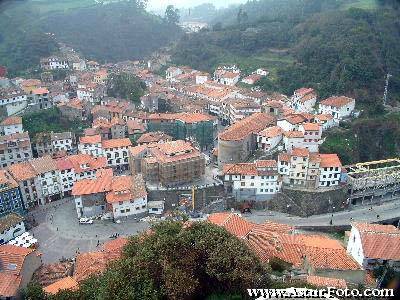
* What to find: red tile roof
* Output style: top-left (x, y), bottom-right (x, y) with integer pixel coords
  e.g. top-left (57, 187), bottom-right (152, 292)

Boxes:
top-left (283, 131), bottom-right (304, 138)
top-left (353, 223), bottom-right (400, 261)
top-left (219, 113), bottom-right (275, 141)
top-left (32, 87), bottom-right (49, 95)
top-left (80, 134), bottom-right (102, 144)
top-left (102, 237), bottom-right (128, 253)
top-left (102, 138), bottom-right (132, 149)
top-left (7, 162), bottom-right (37, 181)
top-left (319, 154), bottom-right (342, 168)
top-left (291, 148), bottom-right (309, 157)
top-left (306, 275), bottom-right (347, 289)
top-left (136, 131), bottom-right (173, 144)
top-left (73, 252), bottom-right (109, 282)
top-left (44, 276), bottom-right (78, 295)
top-left (320, 96), bottom-right (355, 108)
top-left (106, 174), bottom-right (147, 204)
top-left (0, 169), bottom-right (19, 188)
top-left (258, 126), bottom-right (283, 138)
top-left (72, 169), bottom-right (113, 196)
top-left (1, 116), bottom-right (22, 126)
top-left (302, 122), bottom-right (320, 131)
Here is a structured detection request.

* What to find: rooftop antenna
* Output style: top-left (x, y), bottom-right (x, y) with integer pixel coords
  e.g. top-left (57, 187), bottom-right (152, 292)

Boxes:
top-left (383, 73), bottom-right (392, 105)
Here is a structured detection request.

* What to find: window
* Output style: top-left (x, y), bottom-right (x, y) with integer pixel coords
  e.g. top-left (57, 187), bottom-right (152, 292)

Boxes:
top-left (241, 182), bottom-right (245, 186)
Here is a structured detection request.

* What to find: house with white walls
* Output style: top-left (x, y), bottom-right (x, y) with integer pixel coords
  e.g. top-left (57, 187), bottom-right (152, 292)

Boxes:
top-left (223, 160), bottom-right (281, 201)
top-left (347, 223), bottom-right (400, 270)
top-left (319, 96), bottom-right (356, 120)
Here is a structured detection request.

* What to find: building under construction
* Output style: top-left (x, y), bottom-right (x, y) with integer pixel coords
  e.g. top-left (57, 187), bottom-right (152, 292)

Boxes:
top-left (346, 158), bottom-right (400, 205)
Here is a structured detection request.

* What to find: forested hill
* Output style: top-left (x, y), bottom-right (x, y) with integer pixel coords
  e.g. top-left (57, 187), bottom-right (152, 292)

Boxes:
top-left (172, 0), bottom-right (400, 109)
top-left (0, 0), bottom-right (182, 76)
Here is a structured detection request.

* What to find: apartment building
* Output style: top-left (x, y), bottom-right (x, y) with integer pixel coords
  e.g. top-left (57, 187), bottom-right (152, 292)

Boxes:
top-left (0, 132), bottom-right (33, 168)
top-left (51, 132), bottom-right (75, 154)
top-left (102, 138), bottom-right (132, 171)
top-left (7, 162), bottom-right (42, 209)
top-left (277, 149), bottom-right (342, 189)
top-left (29, 156), bottom-right (62, 203)
top-left (0, 86), bottom-right (28, 116)
top-left (78, 135), bottom-right (103, 157)
top-left (0, 170), bottom-right (25, 217)
top-left (106, 174), bottom-right (148, 219)
top-left (140, 140), bottom-right (205, 186)
top-left (223, 160), bottom-right (281, 201)
top-left (28, 87), bottom-right (52, 111)
top-left (0, 116), bottom-right (23, 135)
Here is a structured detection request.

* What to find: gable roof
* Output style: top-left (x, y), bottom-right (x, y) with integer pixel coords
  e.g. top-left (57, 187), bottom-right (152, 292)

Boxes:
top-left (8, 162), bottom-right (37, 182)
top-left (320, 96), bottom-right (355, 108)
top-left (44, 276), bottom-right (78, 295)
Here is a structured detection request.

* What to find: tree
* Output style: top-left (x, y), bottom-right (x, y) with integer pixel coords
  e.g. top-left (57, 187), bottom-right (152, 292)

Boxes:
top-left (23, 282), bottom-right (46, 300)
top-left (47, 221), bottom-right (271, 299)
top-left (165, 5), bottom-right (180, 24)
top-left (107, 73), bottom-right (147, 103)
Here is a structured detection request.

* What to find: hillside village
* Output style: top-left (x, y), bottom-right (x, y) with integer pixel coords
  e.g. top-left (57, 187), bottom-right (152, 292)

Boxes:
top-left (0, 43), bottom-right (399, 298)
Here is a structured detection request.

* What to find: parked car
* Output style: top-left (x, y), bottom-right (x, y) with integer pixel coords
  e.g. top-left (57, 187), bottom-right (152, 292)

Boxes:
top-left (79, 217), bottom-right (93, 225)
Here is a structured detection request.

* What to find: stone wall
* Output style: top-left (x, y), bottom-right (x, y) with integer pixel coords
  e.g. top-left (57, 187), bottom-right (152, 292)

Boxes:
top-left (148, 185), bottom-right (226, 212)
top-left (267, 186), bottom-right (349, 217)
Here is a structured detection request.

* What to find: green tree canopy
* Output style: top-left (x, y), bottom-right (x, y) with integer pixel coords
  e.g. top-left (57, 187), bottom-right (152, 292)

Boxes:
top-left (107, 73), bottom-right (147, 103)
top-left (165, 5), bottom-right (180, 24)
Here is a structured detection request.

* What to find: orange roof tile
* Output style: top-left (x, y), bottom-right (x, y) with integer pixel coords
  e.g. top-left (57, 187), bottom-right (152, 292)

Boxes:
top-left (44, 276), bottom-right (78, 295)
top-left (320, 96), bottom-right (355, 108)
top-left (102, 138), bottom-right (132, 149)
top-left (319, 154), bottom-right (342, 168)
top-left (1, 116), bottom-right (22, 126)
top-left (80, 134), bottom-right (102, 144)
top-left (105, 175), bottom-right (147, 204)
top-left (278, 153), bottom-right (290, 162)
top-left (207, 212), bottom-right (232, 226)
top-left (255, 160), bottom-right (277, 168)
top-left (136, 131), bottom-right (172, 144)
top-left (7, 162), bottom-right (37, 181)
top-left (283, 131), bottom-right (304, 138)
top-left (0, 169), bottom-right (19, 188)
top-left (219, 113), bottom-right (275, 141)
top-left (102, 237), bottom-right (128, 253)
top-left (258, 126), bottom-right (283, 138)
top-left (302, 122), bottom-right (320, 131)
top-left (0, 273), bottom-right (22, 298)
top-left (73, 252), bottom-right (109, 282)
top-left (291, 148), bottom-right (309, 157)
top-left (306, 275), bottom-right (347, 289)
top-left (72, 169), bottom-right (113, 196)
top-left (32, 87), bottom-right (49, 95)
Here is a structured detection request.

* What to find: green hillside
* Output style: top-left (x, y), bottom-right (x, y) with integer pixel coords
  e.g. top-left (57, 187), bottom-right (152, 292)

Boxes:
top-left (0, 0), bottom-right (182, 76)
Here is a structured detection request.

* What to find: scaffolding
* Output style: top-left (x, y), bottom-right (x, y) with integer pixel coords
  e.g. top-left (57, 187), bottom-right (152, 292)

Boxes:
top-left (346, 158), bottom-right (400, 205)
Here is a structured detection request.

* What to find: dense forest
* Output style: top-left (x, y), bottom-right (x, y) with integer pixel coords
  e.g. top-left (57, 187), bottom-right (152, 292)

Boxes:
top-left (0, 0), bottom-right (182, 76)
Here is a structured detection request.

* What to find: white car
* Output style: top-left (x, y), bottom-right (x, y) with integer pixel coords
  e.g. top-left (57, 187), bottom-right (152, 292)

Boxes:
top-left (79, 217), bottom-right (93, 225)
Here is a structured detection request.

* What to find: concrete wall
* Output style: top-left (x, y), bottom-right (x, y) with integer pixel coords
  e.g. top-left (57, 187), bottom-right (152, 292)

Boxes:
top-left (148, 185), bottom-right (225, 212)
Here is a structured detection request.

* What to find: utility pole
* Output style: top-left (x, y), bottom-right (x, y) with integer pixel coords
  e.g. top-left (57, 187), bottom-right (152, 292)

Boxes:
top-left (383, 73), bottom-right (392, 106)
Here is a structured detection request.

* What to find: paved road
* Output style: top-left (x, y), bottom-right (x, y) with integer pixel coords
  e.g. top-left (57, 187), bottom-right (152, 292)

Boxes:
top-left (244, 199), bottom-right (400, 227)
top-left (29, 199), bottom-right (149, 263)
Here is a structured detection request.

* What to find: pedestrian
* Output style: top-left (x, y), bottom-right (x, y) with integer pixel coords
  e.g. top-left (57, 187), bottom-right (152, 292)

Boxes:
top-left (56, 227), bottom-right (58, 231)
top-left (377, 214), bottom-right (380, 219)
top-left (97, 240), bottom-right (100, 247)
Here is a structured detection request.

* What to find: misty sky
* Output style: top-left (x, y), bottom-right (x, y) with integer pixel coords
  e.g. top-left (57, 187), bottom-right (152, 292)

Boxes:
top-left (147, 0), bottom-right (247, 10)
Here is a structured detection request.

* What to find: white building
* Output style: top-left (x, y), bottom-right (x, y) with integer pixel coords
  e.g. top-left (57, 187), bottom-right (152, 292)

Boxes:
top-left (0, 116), bottom-right (23, 135)
top-left (106, 174), bottom-right (148, 219)
top-left (314, 114), bottom-right (338, 131)
top-left (299, 122), bottom-right (322, 152)
top-left (290, 88), bottom-right (317, 113)
top-left (257, 126), bottom-right (283, 151)
top-left (213, 67), bottom-right (240, 86)
top-left (256, 68), bottom-right (269, 76)
top-left (223, 160), bottom-right (281, 201)
top-left (195, 73), bottom-right (209, 85)
top-left (166, 67), bottom-right (183, 81)
top-left (40, 56), bottom-right (70, 70)
top-left (78, 135), bottom-right (103, 157)
top-left (277, 114), bottom-right (307, 132)
top-left (283, 131), bottom-right (305, 152)
top-left (228, 100), bottom-right (261, 124)
top-left (277, 149), bottom-right (342, 189)
top-left (347, 223), bottom-right (400, 270)
top-left (51, 132), bottom-right (74, 154)
top-left (0, 213), bottom-right (25, 245)
top-left (102, 138), bottom-right (132, 171)
top-left (319, 96), bottom-right (356, 120)
top-left (318, 154), bottom-right (342, 188)
top-left (56, 158), bottom-right (76, 196)
top-left (0, 87), bottom-right (28, 116)
top-left (29, 156), bottom-right (62, 203)
top-left (148, 201), bottom-right (165, 215)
